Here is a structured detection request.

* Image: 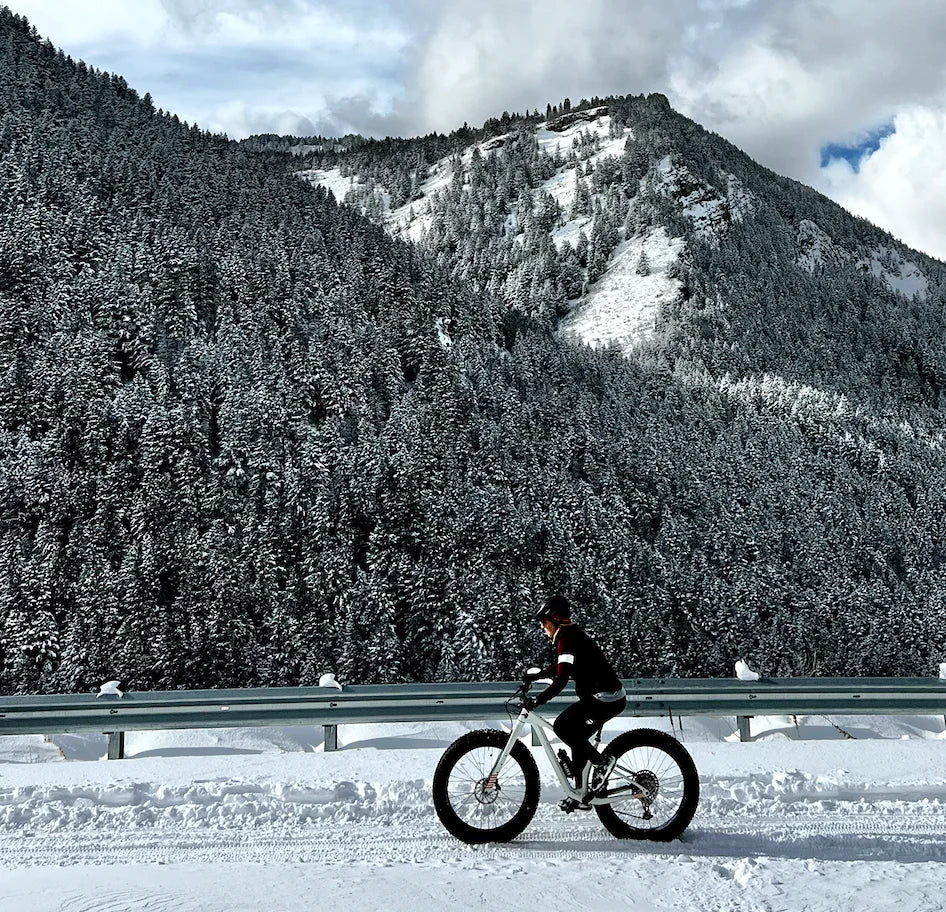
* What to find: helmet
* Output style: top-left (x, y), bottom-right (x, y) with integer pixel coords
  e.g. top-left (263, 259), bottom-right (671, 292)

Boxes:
top-left (535, 594), bottom-right (571, 624)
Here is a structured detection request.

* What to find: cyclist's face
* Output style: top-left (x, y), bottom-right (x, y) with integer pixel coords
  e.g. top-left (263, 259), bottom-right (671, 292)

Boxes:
top-left (541, 618), bottom-right (556, 638)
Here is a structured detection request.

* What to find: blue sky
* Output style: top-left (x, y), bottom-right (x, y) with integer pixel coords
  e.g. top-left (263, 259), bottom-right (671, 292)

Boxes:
top-left (9, 0), bottom-right (946, 260)
top-left (820, 124), bottom-right (896, 173)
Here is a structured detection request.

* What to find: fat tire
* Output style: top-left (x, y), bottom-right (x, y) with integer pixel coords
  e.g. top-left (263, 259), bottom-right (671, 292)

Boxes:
top-left (433, 728), bottom-right (540, 844)
top-left (594, 728), bottom-right (699, 841)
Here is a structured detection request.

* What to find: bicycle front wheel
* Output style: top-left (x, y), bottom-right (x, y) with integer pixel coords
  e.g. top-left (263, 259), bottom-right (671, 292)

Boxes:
top-left (432, 729), bottom-right (540, 844)
top-left (594, 728), bottom-right (699, 841)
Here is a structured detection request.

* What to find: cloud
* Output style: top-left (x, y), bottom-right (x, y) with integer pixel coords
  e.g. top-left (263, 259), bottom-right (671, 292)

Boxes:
top-left (665, 0), bottom-right (946, 189)
top-left (11, 0), bottom-right (410, 137)
top-left (8, 0), bottom-right (946, 259)
top-left (11, 0), bottom-right (169, 48)
top-left (820, 123), bottom-right (895, 172)
top-left (816, 103), bottom-right (946, 262)
top-left (403, 0), bottom-right (696, 134)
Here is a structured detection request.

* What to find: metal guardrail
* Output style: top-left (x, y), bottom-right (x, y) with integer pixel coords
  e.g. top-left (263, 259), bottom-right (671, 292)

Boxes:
top-left (1, 678), bottom-right (944, 758)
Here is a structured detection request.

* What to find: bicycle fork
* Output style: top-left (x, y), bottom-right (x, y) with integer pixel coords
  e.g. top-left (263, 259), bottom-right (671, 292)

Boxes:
top-left (485, 709), bottom-right (529, 787)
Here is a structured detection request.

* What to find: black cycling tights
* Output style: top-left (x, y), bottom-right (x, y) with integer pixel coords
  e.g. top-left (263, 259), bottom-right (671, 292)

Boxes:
top-left (553, 696), bottom-right (627, 772)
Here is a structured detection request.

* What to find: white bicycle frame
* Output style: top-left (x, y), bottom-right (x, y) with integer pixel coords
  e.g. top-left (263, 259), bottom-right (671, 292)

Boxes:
top-left (486, 703), bottom-right (646, 807)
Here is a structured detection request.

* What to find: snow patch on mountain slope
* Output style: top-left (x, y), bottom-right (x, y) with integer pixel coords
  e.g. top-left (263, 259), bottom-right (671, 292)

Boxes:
top-left (297, 167), bottom-right (354, 203)
top-left (301, 153), bottom-right (457, 242)
top-left (542, 168), bottom-right (584, 227)
top-left (796, 219), bottom-right (849, 273)
top-left (386, 155), bottom-right (461, 242)
top-left (302, 110), bottom-right (632, 251)
top-left (382, 112), bottom-right (631, 246)
top-left (538, 113), bottom-right (629, 221)
top-left (559, 227), bottom-right (683, 351)
top-left (535, 110), bottom-right (628, 163)
top-left (550, 214), bottom-right (592, 251)
top-left (796, 220), bottom-right (929, 299)
top-left (435, 317), bottom-right (453, 349)
top-left (858, 245), bottom-right (929, 298)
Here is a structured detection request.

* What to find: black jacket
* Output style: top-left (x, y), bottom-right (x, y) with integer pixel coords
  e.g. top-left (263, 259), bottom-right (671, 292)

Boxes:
top-left (533, 623), bottom-right (623, 705)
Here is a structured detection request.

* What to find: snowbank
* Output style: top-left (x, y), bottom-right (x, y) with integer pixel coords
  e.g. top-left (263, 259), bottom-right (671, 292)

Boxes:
top-left (3, 716), bottom-right (946, 910)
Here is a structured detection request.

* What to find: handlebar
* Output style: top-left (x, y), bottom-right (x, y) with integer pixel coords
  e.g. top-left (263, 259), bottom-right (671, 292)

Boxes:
top-left (505, 680), bottom-right (534, 716)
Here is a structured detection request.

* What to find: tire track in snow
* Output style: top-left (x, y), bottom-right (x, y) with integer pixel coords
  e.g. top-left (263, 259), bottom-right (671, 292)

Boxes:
top-left (56, 891), bottom-right (190, 912)
top-left (3, 813), bottom-right (946, 868)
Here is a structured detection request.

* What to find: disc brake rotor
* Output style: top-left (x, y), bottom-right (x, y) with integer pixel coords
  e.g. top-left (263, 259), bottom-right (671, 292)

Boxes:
top-left (473, 776), bottom-right (500, 804)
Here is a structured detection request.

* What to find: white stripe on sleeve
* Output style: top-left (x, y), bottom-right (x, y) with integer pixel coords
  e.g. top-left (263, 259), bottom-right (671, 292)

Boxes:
top-left (557, 653), bottom-right (575, 665)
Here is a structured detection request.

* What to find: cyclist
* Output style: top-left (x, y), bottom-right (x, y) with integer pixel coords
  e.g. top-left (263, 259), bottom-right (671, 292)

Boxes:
top-left (525, 594), bottom-right (627, 799)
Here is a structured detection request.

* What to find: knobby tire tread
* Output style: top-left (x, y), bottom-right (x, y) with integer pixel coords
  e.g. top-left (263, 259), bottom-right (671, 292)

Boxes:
top-left (433, 728), bottom-right (540, 844)
top-left (594, 728), bottom-right (700, 841)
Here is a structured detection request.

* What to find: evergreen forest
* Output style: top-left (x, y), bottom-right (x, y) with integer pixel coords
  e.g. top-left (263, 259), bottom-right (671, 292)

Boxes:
top-left (2, 9), bottom-right (946, 695)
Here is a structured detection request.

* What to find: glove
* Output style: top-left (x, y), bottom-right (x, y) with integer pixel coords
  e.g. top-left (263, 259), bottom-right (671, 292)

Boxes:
top-left (522, 695), bottom-right (537, 712)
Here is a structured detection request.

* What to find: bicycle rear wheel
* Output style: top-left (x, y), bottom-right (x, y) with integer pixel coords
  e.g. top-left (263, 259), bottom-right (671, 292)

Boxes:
top-left (594, 728), bottom-right (699, 841)
top-left (432, 729), bottom-right (540, 844)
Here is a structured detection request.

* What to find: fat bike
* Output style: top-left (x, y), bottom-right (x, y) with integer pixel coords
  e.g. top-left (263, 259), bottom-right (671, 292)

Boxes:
top-left (432, 680), bottom-right (699, 844)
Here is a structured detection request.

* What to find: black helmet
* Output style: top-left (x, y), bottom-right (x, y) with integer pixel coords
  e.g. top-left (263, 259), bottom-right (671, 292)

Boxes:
top-left (536, 594), bottom-right (571, 624)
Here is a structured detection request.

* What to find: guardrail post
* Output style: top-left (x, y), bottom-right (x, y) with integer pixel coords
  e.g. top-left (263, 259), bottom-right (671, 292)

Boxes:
top-left (323, 724), bottom-right (338, 752)
top-left (106, 731), bottom-right (125, 760)
top-left (737, 716), bottom-right (751, 742)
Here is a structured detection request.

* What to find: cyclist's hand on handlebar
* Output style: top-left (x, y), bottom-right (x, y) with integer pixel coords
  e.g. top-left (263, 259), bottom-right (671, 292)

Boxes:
top-left (521, 695), bottom-right (537, 712)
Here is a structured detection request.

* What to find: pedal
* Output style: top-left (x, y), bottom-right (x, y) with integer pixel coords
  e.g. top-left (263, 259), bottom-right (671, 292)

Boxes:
top-left (559, 797), bottom-right (592, 813)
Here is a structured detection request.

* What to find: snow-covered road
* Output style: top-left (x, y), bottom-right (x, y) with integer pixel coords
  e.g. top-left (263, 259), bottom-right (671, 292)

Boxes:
top-left (1, 719), bottom-right (945, 910)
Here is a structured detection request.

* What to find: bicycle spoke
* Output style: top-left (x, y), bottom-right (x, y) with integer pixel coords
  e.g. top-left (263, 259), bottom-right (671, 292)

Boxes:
top-left (602, 741), bottom-right (689, 828)
top-left (433, 725), bottom-right (547, 843)
top-left (443, 743), bottom-right (529, 830)
top-left (455, 755), bottom-right (484, 781)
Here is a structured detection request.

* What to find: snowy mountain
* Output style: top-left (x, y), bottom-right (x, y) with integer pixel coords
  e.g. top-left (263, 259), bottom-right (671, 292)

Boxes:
top-left (291, 95), bottom-right (943, 371)
top-left (4, 8), bottom-right (946, 697)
